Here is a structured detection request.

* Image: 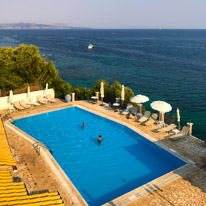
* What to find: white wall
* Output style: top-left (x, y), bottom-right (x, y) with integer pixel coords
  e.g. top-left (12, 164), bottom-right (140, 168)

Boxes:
top-left (0, 89), bottom-right (54, 110)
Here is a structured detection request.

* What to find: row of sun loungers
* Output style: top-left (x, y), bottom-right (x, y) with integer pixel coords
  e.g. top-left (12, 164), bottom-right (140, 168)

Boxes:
top-left (0, 118), bottom-right (65, 205)
top-left (13, 94), bottom-right (56, 111)
top-left (121, 106), bottom-right (189, 140)
top-left (0, 170), bottom-right (65, 205)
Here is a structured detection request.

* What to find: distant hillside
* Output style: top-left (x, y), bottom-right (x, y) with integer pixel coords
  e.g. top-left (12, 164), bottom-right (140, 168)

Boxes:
top-left (0, 23), bottom-right (88, 29)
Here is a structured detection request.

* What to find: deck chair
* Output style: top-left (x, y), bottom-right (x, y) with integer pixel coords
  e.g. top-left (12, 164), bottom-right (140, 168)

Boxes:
top-left (138, 111), bottom-right (151, 123)
top-left (157, 124), bottom-right (176, 133)
top-left (37, 95), bottom-right (47, 105)
top-left (169, 126), bottom-right (189, 140)
top-left (46, 94), bottom-right (56, 103)
top-left (19, 100), bottom-right (31, 109)
top-left (31, 101), bottom-right (41, 106)
top-left (144, 113), bottom-right (158, 126)
top-left (13, 102), bottom-right (25, 110)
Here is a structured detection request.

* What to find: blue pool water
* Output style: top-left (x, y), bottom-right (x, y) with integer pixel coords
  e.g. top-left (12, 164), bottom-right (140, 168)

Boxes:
top-left (12, 107), bottom-right (186, 206)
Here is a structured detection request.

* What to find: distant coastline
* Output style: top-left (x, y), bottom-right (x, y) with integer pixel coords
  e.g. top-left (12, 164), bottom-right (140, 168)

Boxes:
top-left (0, 23), bottom-right (89, 30)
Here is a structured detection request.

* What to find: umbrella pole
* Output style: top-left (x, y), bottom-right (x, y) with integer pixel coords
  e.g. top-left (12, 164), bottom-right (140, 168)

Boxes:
top-left (139, 104), bottom-right (142, 114)
top-left (178, 121), bottom-right (180, 130)
top-left (100, 98), bottom-right (104, 106)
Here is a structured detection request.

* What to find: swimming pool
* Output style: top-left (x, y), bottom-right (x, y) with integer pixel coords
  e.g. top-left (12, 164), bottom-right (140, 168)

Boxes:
top-left (12, 106), bottom-right (186, 206)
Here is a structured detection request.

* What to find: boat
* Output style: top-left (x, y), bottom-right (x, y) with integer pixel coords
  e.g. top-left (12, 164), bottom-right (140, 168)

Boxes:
top-left (88, 44), bottom-right (93, 49)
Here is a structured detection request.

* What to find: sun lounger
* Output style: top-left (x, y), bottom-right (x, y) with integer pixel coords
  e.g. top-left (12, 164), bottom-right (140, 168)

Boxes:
top-left (157, 124), bottom-right (176, 133)
top-left (19, 100), bottom-right (31, 109)
top-left (138, 111), bottom-right (151, 123)
top-left (13, 102), bottom-right (25, 110)
top-left (37, 95), bottom-right (47, 105)
top-left (31, 102), bottom-right (41, 106)
top-left (144, 113), bottom-right (158, 126)
top-left (168, 126), bottom-right (189, 140)
top-left (46, 94), bottom-right (56, 103)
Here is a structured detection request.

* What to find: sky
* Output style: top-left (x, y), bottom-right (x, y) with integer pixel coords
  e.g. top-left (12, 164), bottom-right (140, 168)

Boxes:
top-left (1, 0), bottom-right (206, 29)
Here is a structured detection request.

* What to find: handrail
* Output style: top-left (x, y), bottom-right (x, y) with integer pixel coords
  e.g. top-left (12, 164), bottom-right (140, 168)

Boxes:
top-left (33, 141), bottom-right (53, 156)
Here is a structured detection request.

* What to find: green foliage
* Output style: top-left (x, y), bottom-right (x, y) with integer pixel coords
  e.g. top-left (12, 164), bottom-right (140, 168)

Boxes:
top-left (122, 87), bottom-right (134, 108)
top-left (50, 77), bottom-right (72, 98)
top-left (79, 87), bottom-right (92, 100)
top-left (106, 81), bottom-right (121, 103)
top-left (92, 79), bottom-right (109, 91)
top-left (165, 113), bottom-right (176, 124)
top-left (0, 44), bottom-right (58, 90)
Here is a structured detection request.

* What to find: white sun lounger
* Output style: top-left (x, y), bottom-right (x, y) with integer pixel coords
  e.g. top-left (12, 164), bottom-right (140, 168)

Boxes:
top-left (168, 126), bottom-right (189, 140)
top-left (157, 124), bottom-right (176, 133)
top-left (144, 113), bottom-right (158, 126)
top-left (30, 101), bottom-right (41, 106)
top-left (138, 111), bottom-right (151, 123)
top-left (19, 100), bottom-right (31, 109)
top-left (37, 95), bottom-right (47, 105)
top-left (46, 94), bottom-right (56, 103)
top-left (13, 102), bottom-right (25, 110)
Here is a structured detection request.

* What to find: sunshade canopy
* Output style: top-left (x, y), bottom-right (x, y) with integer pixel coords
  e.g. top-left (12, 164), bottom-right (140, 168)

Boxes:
top-left (130, 94), bottom-right (149, 104)
top-left (100, 82), bottom-right (104, 98)
top-left (150, 101), bottom-right (172, 113)
top-left (121, 85), bottom-right (125, 101)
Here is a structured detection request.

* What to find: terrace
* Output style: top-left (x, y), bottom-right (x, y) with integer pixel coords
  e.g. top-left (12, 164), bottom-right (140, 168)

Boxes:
top-left (0, 98), bottom-right (206, 205)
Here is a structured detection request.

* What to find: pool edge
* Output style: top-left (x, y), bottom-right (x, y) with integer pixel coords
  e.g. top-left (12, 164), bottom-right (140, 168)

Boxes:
top-left (5, 104), bottom-right (197, 206)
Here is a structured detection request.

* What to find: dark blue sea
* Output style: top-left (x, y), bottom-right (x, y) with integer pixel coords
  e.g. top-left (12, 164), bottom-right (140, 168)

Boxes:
top-left (0, 29), bottom-right (206, 140)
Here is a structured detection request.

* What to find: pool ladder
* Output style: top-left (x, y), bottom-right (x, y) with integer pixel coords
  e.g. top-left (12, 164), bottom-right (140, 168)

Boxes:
top-left (33, 141), bottom-right (53, 156)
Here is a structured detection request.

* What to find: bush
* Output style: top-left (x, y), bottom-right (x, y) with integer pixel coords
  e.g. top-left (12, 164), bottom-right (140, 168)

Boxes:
top-left (50, 77), bottom-right (72, 98)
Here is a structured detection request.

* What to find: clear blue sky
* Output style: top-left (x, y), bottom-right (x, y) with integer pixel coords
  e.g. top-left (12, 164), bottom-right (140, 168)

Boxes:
top-left (1, 0), bottom-right (206, 29)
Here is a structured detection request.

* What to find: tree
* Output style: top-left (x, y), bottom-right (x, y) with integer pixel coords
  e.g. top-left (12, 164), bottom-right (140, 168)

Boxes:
top-left (106, 81), bottom-right (121, 103)
top-left (50, 77), bottom-right (72, 98)
top-left (123, 87), bottom-right (134, 108)
top-left (0, 44), bottom-right (58, 91)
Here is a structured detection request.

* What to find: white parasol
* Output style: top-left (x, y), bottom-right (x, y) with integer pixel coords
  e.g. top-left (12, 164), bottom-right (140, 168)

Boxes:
top-left (100, 82), bottom-right (104, 105)
top-left (130, 94), bottom-right (149, 114)
top-left (150, 101), bottom-right (172, 122)
top-left (121, 85), bottom-right (125, 104)
top-left (177, 108), bottom-right (180, 129)
top-left (45, 83), bottom-right (48, 96)
top-left (9, 90), bottom-right (13, 104)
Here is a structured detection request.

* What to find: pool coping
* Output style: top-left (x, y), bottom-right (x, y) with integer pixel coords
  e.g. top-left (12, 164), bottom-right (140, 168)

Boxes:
top-left (5, 104), bottom-right (196, 206)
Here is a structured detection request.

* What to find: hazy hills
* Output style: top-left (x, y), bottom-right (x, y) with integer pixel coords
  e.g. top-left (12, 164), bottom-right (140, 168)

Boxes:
top-left (0, 23), bottom-right (88, 29)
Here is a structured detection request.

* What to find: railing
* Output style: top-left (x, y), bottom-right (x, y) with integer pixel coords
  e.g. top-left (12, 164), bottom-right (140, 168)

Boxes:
top-left (33, 141), bottom-right (53, 156)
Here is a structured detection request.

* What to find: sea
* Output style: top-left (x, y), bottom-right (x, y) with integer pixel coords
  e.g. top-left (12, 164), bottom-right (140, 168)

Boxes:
top-left (0, 29), bottom-right (205, 140)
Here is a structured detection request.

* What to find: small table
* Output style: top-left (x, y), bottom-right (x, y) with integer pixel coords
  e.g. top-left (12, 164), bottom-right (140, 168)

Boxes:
top-left (172, 129), bottom-right (180, 135)
top-left (91, 96), bottom-right (98, 104)
top-left (113, 103), bottom-right (120, 112)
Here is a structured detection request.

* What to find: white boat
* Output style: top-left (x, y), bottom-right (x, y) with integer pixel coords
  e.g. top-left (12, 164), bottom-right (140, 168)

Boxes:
top-left (88, 44), bottom-right (93, 49)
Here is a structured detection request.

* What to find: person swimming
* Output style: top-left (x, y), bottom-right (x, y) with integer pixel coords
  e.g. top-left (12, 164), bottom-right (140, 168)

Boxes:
top-left (82, 122), bottom-right (85, 129)
top-left (97, 135), bottom-right (104, 145)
